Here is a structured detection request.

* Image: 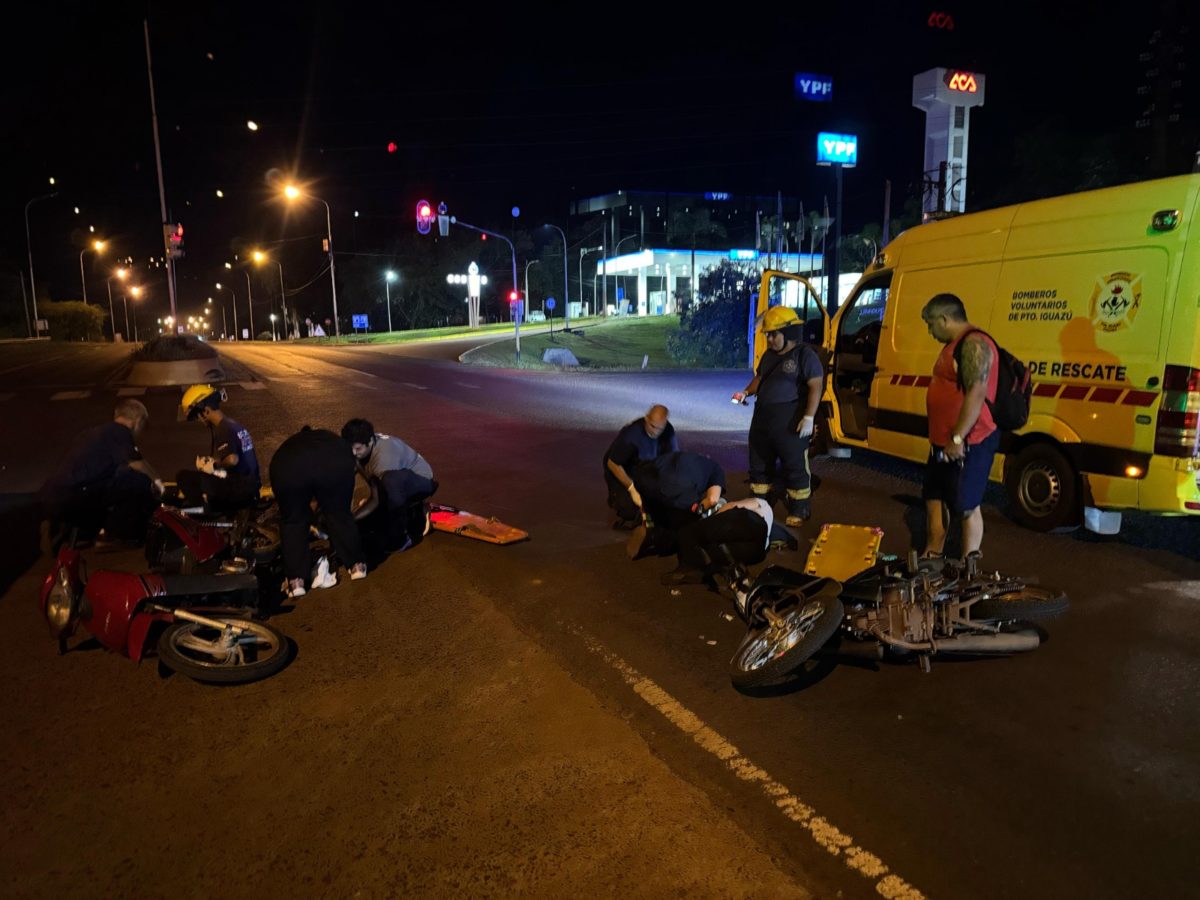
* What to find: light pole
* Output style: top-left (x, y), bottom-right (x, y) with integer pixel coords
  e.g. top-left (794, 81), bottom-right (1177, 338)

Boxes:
top-left (578, 245), bottom-right (602, 324)
top-left (269, 313), bottom-right (278, 341)
top-left (105, 267), bottom-right (129, 341)
top-left (130, 286), bottom-right (142, 341)
top-left (216, 282), bottom-right (238, 340)
top-left (210, 296), bottom-right (226, 338)
top-left (542, 224), bottom-right (570, 330)
top-left (25, 187), bottom-right (57, 334)
top-left (284, 184), bottom-right (340, 337)
top-left (523, 259), bottom-right (539, 323)
top-left (384, 270), bottom-right (397, 332)
top-left (79, 239), bottom-right (106, 304)
top-left (446, 215), bottom-right (520, 361)
top-left (611, 235), bottom-right (640, 316)
top-left (253, 250), bottom-right (288, 338)
top-left (242, 268), bottom-right (255, 338)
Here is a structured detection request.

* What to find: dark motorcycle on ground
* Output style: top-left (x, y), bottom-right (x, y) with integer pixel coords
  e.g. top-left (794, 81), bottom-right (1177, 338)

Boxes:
top-left (723, 524), bottom-right (1068, 690)
top-left (40, 544), bottom-right (291, 685)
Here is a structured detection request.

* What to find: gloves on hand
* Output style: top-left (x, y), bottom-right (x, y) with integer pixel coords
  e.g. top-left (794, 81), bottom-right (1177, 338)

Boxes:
top-left (195, 456), bottom-right (227, 478)
top-left (627, 483), bottom-right (643, 509)
top-left (731, 391), bottom-right (748, 405)
top-left (797, 416), bottom-right (815, 438)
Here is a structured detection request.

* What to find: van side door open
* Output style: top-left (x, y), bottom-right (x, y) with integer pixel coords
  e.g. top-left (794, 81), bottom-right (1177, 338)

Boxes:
top-left (832, 274), bottom-right (893, 440)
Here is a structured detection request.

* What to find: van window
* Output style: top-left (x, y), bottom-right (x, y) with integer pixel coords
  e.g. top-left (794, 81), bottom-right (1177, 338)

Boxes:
top-left (836, 274), bottom-right (892, 360)
top-left (764, 272), bottom-right (824, 343)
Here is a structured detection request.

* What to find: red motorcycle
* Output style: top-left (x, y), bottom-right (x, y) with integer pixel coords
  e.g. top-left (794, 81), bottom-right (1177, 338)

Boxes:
top-left (40, 545), bottom-right (291, 685)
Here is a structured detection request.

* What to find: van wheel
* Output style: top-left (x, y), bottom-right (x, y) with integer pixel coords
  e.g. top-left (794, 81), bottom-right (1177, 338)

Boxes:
top-left (1005, 443), bottom-right (1080, 532)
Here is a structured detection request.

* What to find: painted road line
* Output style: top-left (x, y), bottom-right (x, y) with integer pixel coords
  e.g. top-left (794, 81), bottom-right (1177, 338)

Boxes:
top-left (50, 390), bottom-right (92, 400)
top-left (400, 382), bottom-right (429, 391)
top-left (117, 387), bottom-right (147, 397)
top-left (240, 382), bottom-right (268, 391)
top-left (353, 381), bottom-right (379, 390)
top-left (573, 626), bottom-right (926, 900)
top-left (456, 382), bottom-right (481, 389)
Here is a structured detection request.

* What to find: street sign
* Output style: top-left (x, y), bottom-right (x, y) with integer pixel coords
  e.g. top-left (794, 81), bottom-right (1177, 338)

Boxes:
top-left (817, 132), bottom-right (858, 167)
top-left (545, 297), bottom-right (556, 311)
top-left (794, 72), bottom-right (833, 102)
top-left (352, 314), bottom-right (369, 329)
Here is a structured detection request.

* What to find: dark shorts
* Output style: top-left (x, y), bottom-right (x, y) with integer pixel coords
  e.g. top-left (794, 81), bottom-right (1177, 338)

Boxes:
top-left (922, 430), bottom-right (1000, 514)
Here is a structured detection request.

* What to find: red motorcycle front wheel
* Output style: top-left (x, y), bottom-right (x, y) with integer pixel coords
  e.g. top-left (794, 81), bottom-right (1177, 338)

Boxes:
top-left (157, 616), bottom-right (291, 684)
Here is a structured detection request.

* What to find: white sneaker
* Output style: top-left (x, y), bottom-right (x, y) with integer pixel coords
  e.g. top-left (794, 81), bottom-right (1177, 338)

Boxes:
top-left (285, 578), bottom-right (306, 599)
top-left (349, 563), bottom-right (367, 581)
top-left (310, 555), bottom-right (338, 589)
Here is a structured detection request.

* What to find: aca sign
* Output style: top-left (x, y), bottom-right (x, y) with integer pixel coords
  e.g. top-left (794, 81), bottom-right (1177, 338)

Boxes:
top-left (945, 70), bottom-right (979, 93)
top-left (794, 72), bottom-right (833, 102)
top-left (816, 132), bottom-right (858, 167)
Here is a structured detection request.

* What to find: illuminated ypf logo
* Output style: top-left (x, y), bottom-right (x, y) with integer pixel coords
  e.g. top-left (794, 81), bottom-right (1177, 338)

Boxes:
top-left (1089, 272), bottom-right (1142, 333)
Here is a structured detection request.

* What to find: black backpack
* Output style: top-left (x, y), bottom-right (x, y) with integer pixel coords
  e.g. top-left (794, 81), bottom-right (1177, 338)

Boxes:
top-left (953, 328), bottom-right (1032, 431)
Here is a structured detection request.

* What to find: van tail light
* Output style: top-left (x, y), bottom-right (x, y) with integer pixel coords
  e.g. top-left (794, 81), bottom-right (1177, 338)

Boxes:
top-left (1156, 365), bottom-right (1200, 457)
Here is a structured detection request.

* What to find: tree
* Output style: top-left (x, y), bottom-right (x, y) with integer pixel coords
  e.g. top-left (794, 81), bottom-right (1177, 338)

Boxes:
top-left (41, 301), bottom-right (106, 341)
top-left (667, 261), bottom-right (757, 367)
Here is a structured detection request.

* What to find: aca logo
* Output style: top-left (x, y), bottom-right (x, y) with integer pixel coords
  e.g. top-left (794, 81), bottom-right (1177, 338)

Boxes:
top-left (945, 70), bottom-right (978, 93)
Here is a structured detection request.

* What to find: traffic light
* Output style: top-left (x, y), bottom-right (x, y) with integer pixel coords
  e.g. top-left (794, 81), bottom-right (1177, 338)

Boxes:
top-left (416, 200), bottom-right (433, 235)
top-left (163, 223), bottom-right (184, 258)
top-left (508, 290), bottom-right (519, 303)
top-left (387, 141), bottom-right (398, 153)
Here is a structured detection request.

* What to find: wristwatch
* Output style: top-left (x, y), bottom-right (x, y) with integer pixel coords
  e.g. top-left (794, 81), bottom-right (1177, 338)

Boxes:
top-left (951, 434), bottom-right (964, 446)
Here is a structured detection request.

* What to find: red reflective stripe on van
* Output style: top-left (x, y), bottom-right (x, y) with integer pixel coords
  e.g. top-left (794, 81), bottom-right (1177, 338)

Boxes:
top-left (1091, 387), bottom-right (1122, 403)
top-left (1033, 383), bottom-right (1059, 398)
top-left (898, 375), bottom-right (917, 386)
top-left (1060, 385), bottom-right (1090, 401)
top-left (915, 375), bottom-right (932, 387)
top-left (1121, 391), bottom-right (1158, 406)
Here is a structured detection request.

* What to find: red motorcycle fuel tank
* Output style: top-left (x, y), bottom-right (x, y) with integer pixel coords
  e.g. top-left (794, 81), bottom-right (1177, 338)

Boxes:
top-left (152, 507), bottom-right (227, 564)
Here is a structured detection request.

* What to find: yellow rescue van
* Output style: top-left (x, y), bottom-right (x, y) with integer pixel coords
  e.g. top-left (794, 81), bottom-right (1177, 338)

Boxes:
top-left (755, 173), bottom-right (1200, 532)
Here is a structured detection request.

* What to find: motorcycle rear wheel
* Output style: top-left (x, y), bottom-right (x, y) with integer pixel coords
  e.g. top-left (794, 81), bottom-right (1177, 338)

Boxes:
top-left (157, 616), bottom-right (290, 684)
top-left (971, 584), bottom-right (1069, 621)
top-left (730, 589), bottom-right (843, 689)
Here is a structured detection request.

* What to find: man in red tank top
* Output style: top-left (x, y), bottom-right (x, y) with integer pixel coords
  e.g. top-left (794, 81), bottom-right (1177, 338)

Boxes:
top-left (920, 293), bottom-right (1000, 560)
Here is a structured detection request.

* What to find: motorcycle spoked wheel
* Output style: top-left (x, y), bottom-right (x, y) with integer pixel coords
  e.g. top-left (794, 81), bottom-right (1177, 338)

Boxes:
top-left (971, 584), bottom-right (1069, 621)
top-left (729, 587), bottom-right (844, 690)
top-left (156, 616), bottom-right (290, 684)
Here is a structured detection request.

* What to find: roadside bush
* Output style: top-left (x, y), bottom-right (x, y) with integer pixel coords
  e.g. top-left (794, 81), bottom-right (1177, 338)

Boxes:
top-left (666, 261), bottom-right (755, 367)
top-left (256, 331), bottom-right (273, 341)
top-left (41, 301), bottom-right (108, 341)
top-left (131, 334), bottom-right (218, 361)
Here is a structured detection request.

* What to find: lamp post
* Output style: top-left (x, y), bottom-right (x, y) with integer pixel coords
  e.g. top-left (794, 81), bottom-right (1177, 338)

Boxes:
top-left (384, 270), bottom-right (397, 332)
top-left (242, 268), bottom-right (255, 338)
top-left (253, 250), bottom-right (288, 339)
top-left (284, 184), bottom-right (340, 338)
top-left (129, 286), bottom-right (142, 341)
top-left (79, 239), bottom-right (106, 304)
top-left (105, 266), bottom-right (129, 341)
top-left (523, 259), bottom-right (539, 323)
top-left (209, 296), bottom-right (226, 338)
top-left (25, 187), bottom-right (57, 333)
top-left (542, 224), bottom-right (570, 330)
top-left (578, 245), bottom-right (602, 323)
top-left (216, 282), bottom-right (238, 340)
top-left (269, 313), bottom-right (278, 341)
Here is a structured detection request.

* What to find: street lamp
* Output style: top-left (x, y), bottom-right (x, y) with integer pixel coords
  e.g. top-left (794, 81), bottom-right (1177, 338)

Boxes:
top-left (253, 250), bottom-right (288, 339)
top-left (523, 259), bottom-right (539, 323)
top-left (579, 245), bottom-right (602, 321)
top-left (105, 266), bottom-right (130, 342)
top-left (25, 185), bottom-right (58, 334)
top-left (384, 269), bottom-right (397, 333)
top-left (541, 224), bottom-right (570, 330)
top-left (269, 313), bottom-right (278, 341)
top-left (215, 281), bottom-right (239, 340)
top-left (283, 183), bottom-right (340, 337)
top-left (130, 285), bottom-right (142, 341)
top-left (79, 239), bottom-right (106, 304)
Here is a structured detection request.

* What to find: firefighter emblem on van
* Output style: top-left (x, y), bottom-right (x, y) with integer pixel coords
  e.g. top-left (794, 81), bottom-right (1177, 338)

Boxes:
top-left (1089, 271), bottom-right (1142, 333)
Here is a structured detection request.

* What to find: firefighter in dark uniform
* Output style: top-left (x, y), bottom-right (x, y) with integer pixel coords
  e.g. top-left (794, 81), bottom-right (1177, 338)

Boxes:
top-left (736, 306), bottom-right (824, 526)
top-left (177, 384), bottom-right (261, 513)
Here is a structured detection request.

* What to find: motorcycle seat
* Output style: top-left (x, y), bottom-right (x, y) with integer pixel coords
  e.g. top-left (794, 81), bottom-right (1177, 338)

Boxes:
top-left (159, 572), bottom-right (259, 598)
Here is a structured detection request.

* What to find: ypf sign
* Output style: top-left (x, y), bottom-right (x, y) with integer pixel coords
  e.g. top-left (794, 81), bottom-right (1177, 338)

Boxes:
top-left (816, 132), bottom-right (858, 167)
top-left (794, 72), bottom-right (833, 103)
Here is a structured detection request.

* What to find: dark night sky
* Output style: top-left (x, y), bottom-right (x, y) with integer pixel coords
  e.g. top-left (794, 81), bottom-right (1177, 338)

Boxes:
top-left (1, 1), bottom-right (1192, 325)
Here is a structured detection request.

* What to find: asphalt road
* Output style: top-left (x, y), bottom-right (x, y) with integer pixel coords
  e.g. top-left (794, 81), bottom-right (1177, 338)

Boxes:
top-left (2, 338), bottom-right (1198, 898)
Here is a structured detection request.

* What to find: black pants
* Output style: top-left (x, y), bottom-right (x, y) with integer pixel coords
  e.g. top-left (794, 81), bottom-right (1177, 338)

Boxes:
top-left (359, 470), bottom-right (436, 557)
top-left (748, 401), bottom-right (812, 514)
top-left (269, 430), bottom-right (365, 582)
top-left (46, 467), bottom-right (156, 543)
top-left (604, 470), bottom-right (640, 521)
top-left (176, 469), bottom-right (259, 513)
top-left (677, 508), bottom-right (768, 573)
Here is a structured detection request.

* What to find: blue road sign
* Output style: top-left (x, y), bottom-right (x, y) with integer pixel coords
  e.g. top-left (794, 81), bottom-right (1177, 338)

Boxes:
top-left (352, 314), bottom-right (369, 329)
top-left (545, 297), bottom-right (557, 311)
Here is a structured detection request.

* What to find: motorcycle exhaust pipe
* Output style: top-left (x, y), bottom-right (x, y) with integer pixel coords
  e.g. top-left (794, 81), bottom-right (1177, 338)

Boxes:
top-left (817, 640), bottom-right (884, 661)
top-left (934, 630), bottom-right (1040, 654)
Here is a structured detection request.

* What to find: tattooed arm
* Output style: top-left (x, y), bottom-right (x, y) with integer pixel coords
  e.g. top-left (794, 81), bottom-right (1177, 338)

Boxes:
top-left (948, 334), bottom-right (995, 456)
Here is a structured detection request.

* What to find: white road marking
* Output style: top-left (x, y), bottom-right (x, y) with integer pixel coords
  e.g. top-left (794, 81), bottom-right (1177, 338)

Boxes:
top-left (400, 382), bottom-right (429, 391)
top-left (457, 382), bottom-right (481, 389)
top-left (239, 381), bottom-right (268, 391)
top-left (573, 627), bottom-right (925, 900)
top-left (50, 390), bottom-right (91, 400)
top-left (353, 381), bottom-right (378, 391)
top-left (117, 387), bottom-right (146, 397)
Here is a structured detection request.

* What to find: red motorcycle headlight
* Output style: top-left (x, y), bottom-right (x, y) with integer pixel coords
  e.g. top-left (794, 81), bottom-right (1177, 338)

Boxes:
top-left (44, 568), bottom-right (79, 640)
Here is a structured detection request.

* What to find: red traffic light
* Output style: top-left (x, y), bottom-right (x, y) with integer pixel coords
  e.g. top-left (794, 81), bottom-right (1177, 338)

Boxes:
top-left (415, 199), bottom-right (434, 235)
top-left (508, 290), bottom-right (519, 302)
top-left (387, 141), bottom-right (398, 153)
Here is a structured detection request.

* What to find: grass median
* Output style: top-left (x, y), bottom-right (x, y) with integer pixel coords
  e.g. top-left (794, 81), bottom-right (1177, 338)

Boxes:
top-left (462, 315), bottom-right (698, 369)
